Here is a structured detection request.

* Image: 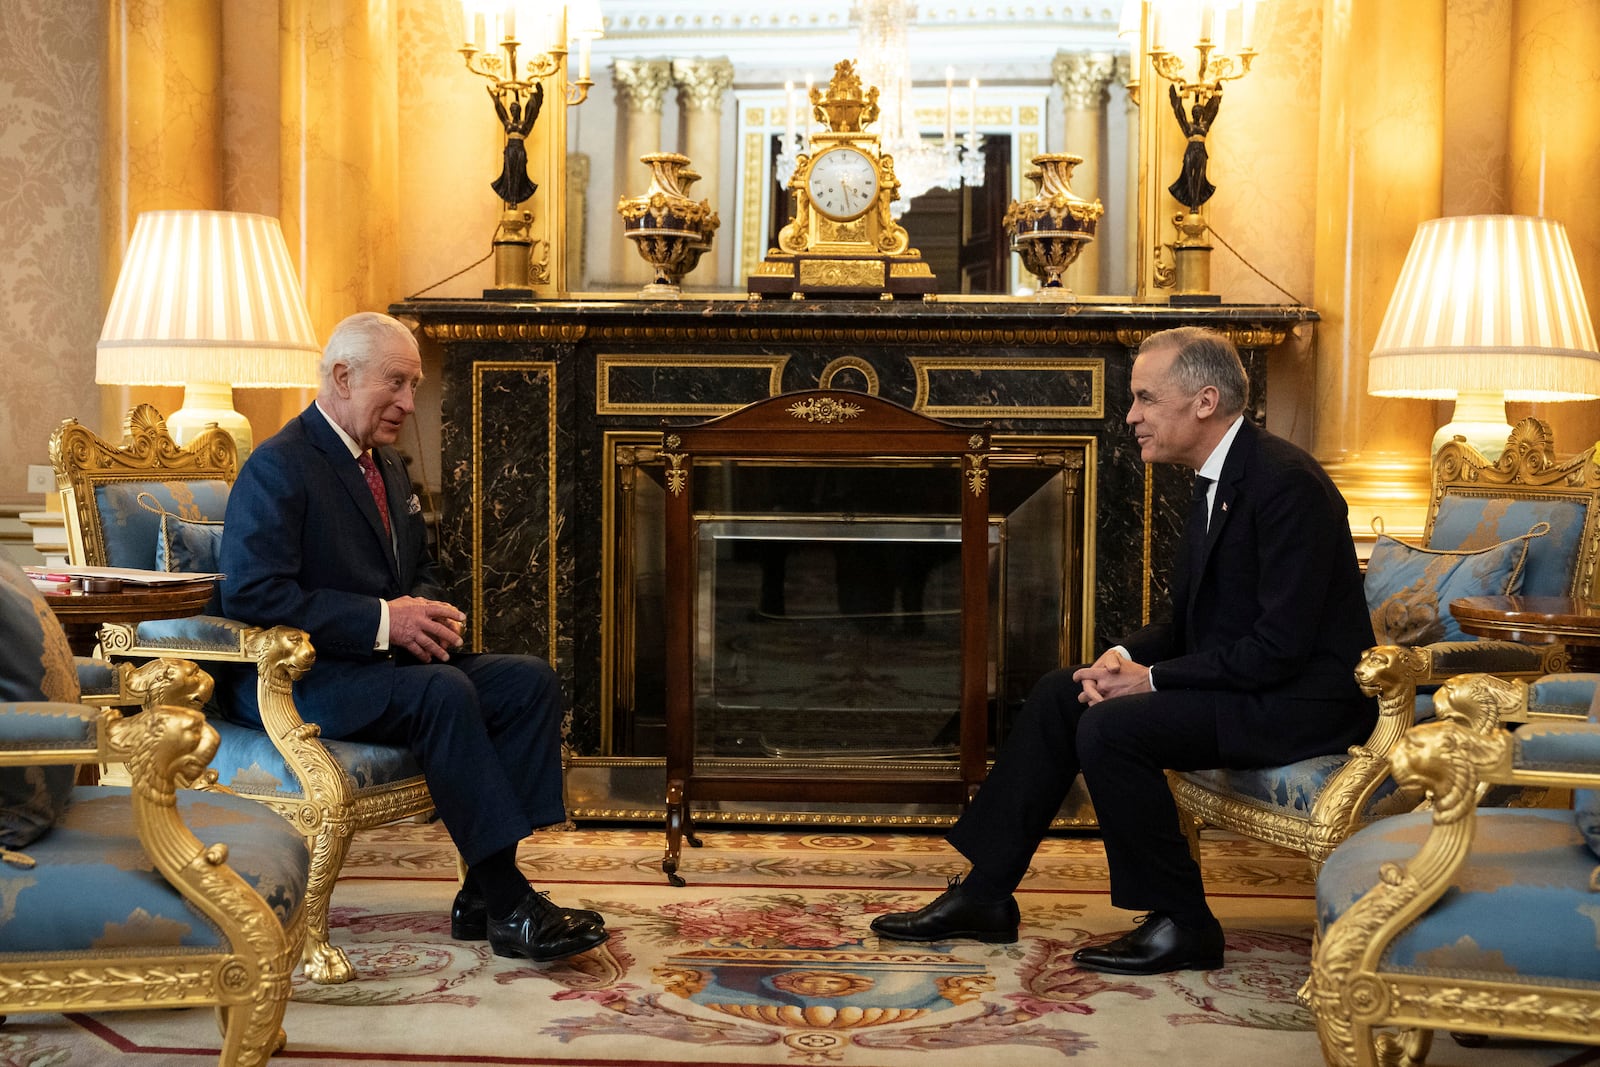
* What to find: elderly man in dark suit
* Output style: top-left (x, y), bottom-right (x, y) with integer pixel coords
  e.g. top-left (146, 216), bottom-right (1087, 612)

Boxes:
top-left (220, 311), bottom-right (605, 964)
top-left (871, 326), bottom-right (1377, 975)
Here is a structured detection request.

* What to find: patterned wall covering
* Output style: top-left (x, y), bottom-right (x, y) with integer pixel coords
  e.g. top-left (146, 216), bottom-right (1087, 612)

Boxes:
top-left (0, 1), bottom-right (104, 500)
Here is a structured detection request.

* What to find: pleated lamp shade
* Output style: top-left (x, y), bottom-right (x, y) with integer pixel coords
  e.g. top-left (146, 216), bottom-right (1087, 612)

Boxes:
top-left (1369, 215), bottom-right (1600, 456)
top-left (96, 210), bottom-right (320, 457)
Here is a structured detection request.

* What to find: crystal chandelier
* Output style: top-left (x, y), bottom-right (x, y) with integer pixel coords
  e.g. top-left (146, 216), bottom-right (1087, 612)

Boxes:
top-left (777, 0), bottom-right (983, 218)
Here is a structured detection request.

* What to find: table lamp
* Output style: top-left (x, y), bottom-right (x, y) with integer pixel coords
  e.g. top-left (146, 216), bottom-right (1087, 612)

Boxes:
top-left (1368, 214), bottom-right (1600, 459)
top-left (96, 210), bottom-right (320, 460)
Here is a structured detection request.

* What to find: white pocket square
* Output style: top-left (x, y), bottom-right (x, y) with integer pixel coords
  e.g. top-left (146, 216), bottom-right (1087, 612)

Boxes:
top-left (406, 493), bottom-right (422, 515)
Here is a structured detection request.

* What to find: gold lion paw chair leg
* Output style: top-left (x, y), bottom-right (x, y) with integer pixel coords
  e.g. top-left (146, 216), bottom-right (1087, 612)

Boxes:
top-left (1168, 417), bottom-right (1600, 871)
top-left (50, 405), bottom-right (437, 984)
top-left (1310, 671), bottom-right (1600, 1067)
top-left (0, 558), bottom-right (308, 1067)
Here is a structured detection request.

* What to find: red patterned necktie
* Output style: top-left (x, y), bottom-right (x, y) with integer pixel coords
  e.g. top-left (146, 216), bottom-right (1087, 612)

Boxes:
top-left (358, 452), bottom-right (391, 537)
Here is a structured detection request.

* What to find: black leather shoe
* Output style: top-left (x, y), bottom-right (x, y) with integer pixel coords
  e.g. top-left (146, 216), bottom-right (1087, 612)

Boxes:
top-left (452, 888), bottom-right (603, 940)
top-left (1071, 912), bottom-right (1224, 975)
top-left (869, 876), bottom-right (1020, 944)
top-left (486, 890), bottom-right (609, 962)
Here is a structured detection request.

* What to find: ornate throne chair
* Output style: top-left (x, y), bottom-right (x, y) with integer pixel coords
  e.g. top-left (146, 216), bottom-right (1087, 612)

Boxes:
top-left (49, 404), bottom-right (437, 985)
top-left (1167, 417), bottom-right (1600, 869)
top-left (0, 558), bottom-right (307, 1067)
top-left (1310, 672), bottom-right (1600, 1066)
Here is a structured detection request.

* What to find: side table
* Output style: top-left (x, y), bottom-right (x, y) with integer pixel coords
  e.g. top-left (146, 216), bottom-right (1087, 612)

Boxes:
top-left (44, 580), bottom-right (216, 657)
top-left (1449, 595), bottom-right (1600, 673)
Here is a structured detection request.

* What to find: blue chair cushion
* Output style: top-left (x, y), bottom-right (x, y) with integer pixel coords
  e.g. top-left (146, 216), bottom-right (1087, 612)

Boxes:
top-left (0, 785), bottom-right (308, 953)
top-left (1364, 526), bottom-right (1543, 646)
top-left (0, 561), bottom-right (81, 846)
top-left (1318, 807), bottom-right (1600, 988)
top-left (92, 479), bottom-right (230, 571)
top-left (1429, 494), bottom-right (1585, 597)
top-left (1175, 755), bottom-right (1414, 824)
top-left (156, 513), bottom-right (225, 574)
top-left (210, 719), bottom-right (424, 797)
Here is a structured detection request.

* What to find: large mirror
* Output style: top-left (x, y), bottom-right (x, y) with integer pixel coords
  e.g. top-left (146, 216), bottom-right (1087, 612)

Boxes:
top-left (570, 2), bottom-right (1136, 297)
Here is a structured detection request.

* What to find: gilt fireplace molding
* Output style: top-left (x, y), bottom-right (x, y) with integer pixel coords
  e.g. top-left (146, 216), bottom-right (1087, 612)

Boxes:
top-left (394, 297), bottom-right (1313, 825)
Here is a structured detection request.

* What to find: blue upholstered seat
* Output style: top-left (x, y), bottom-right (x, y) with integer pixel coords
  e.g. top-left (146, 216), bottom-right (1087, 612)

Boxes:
top-left (207, 723), bottom-right (423, 796)
top-left (0, 785), bottom-right (309, 954)
top-left (1318, 806), bottom-right (1599, 988)
top-left (1310, 682), bottom-right (1600, 1064)
top-left (0, 553), bottom-right (305, 1064)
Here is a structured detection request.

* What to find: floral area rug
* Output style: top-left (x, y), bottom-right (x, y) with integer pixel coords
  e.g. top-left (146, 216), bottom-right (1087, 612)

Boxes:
top-left (8, 823), bottom-right (1595, 1066)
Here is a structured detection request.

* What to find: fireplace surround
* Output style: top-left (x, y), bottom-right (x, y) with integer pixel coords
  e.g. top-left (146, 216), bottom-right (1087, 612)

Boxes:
top-left (393, 297), bottom-right (1309, 827)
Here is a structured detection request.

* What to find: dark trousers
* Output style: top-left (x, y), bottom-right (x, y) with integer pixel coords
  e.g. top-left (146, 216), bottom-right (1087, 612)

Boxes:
top-left (348, 652), bottom-right (566, 867)
top-left (947, 666), bottom-right (1235, 915)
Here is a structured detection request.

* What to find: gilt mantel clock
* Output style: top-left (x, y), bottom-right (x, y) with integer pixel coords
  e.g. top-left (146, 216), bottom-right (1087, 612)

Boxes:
top-left (748, 60), bottom-right (938, 299)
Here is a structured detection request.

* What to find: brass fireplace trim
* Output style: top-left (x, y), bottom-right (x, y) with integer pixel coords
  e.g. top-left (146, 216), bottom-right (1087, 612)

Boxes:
top-left (600, 431), bottom-right (1099, 758)
top-left (595, 353), bottom-right (789, 416)
top-left (909, 356), bottom-right (1105, 419)
top-left (471, 361), bottom-right (559, 664)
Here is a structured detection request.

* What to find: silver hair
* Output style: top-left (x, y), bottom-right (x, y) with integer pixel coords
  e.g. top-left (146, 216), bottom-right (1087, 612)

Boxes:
top-left (1139, 326), bottom-right (1249, 417)
top-left (319, 312), bottom-right (418, 384)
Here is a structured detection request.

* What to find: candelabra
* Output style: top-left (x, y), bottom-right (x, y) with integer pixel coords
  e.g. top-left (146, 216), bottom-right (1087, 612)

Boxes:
top-left (459, 2), bottom-right (602, 297)
top-left (1134, 0), bottom-right (1263, 302)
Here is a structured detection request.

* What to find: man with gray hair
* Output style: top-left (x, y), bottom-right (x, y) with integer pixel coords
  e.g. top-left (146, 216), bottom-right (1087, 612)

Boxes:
top-left (871, 326), bottom-right (1376, 975)
top-left (221, 311), bottom-right (606, 965)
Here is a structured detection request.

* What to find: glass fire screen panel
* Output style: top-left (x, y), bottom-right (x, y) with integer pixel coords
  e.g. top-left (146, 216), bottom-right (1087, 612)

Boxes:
top-left (689, 458), bottom-right (990, 768)
top-left (694, 517), bottom-right (995, 764)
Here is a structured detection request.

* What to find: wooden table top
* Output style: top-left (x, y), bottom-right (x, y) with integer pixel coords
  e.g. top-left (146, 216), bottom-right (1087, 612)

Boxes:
top-left (1449, 595), bottom-right (1600, 647)
top-left (42, 580), bottom-right (216, 622)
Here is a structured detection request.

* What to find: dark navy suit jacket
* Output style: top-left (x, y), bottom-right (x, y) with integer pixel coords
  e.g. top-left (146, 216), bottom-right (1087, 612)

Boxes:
top-left (1119, 418), bottom-right (1377, 764)
top-left (220, 403), bottom-right (439, 736)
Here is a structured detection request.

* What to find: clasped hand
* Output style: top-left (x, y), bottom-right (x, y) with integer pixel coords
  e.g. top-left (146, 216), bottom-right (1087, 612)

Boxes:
top-left (389, 596), bottom-right (466, 662)
top-left (1071, 648), bottom-right (1152, 705)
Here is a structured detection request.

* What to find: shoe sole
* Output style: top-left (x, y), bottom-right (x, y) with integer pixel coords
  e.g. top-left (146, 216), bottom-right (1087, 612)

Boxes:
top-left (455, 911), bottom-right (604, 941)
top-left (871, 925), bottom-right (1018, 945)
top-left (1072, 955), bottom-right (1223, 975)
top-left (490, 927), bottom-right (610, 963)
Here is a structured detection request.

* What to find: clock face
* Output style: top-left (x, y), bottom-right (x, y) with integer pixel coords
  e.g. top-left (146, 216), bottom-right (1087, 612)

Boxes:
top-left (807, 146), bottom-right (880, 221)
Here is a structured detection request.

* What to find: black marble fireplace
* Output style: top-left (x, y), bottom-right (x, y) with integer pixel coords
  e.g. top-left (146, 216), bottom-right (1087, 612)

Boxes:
top-left (391, 296), bottom-right (1311, 826)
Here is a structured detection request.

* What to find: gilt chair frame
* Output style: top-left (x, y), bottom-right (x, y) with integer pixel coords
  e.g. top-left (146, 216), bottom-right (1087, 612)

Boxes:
top-left (49, 404), bottom-right (436, 985)
top-left (1309, 673), bottom-right (1600, 1067)
top-left (1167, 418), bottom-right (1599, 868)
top-left (0, 658), bottom-right (303, 1067)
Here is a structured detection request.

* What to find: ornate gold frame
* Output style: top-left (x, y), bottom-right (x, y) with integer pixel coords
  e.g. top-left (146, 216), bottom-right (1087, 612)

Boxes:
top-left (1309, 674), bottom-right (1600, 1065)
top-left (0, 661), bottom-right (302, 1066)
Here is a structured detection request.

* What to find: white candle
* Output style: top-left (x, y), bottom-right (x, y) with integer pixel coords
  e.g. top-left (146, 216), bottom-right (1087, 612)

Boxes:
top-left (1151, 4), bottom-right (1164, 51)
top-left (463, 4), bottom-right (476, 48)
top-left (490, 12), bottom-right (502, 46)
top-left (968, 77), bottom-right (978, 142)
top-left (944, 66), bottom-right (955, 143)
top-left (1199, 4), bottom-right (1213, 41)
top-left (785, 81), bottom-right (796, 144)
top-left (1241, 0), bottom-right (1257, 49)
top-left (579, 35), bottom-right (591, 80)
top-left (503, 3), bottom-right (514, 42)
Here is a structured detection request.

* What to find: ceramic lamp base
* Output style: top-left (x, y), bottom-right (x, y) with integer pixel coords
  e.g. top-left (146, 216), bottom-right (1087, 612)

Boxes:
top-left (167, 381), bottom-right (253, 460)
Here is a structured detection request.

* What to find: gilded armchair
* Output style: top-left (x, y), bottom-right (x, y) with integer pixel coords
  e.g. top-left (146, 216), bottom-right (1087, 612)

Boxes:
top-left (0, 554), bottom-right (307, 1067)
top-left (49, 404), bottom-right (437, 985)
top-left (1310, 672), bottom-right (1600, 1066)
top-left (1167, 417), bottom-right (1600, 869)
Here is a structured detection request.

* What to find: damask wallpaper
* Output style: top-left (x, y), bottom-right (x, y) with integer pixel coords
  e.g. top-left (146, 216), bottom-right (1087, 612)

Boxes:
top-left (0, 0), bottom-right (103, 502)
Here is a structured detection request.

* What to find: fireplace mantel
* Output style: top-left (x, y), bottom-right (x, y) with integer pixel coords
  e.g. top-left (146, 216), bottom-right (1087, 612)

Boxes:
top-left (393, 296), bottom-right (1314, 824)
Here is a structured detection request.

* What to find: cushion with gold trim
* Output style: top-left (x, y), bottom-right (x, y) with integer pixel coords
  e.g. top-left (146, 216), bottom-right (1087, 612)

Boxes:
top-left (1364, 524), bottom-right (1547, 646)
top-left (0, 560), bottom-right (80, 847)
